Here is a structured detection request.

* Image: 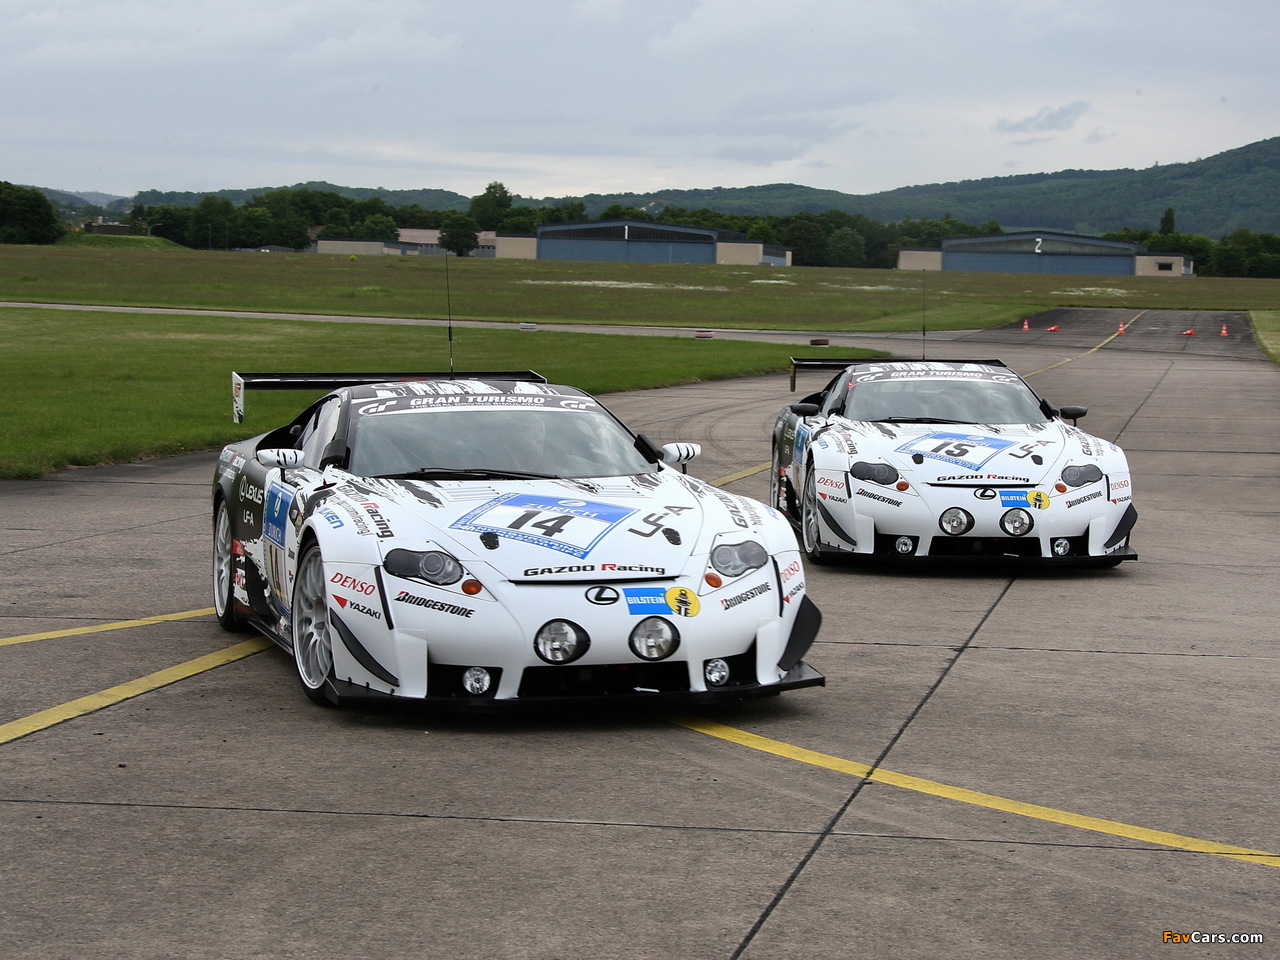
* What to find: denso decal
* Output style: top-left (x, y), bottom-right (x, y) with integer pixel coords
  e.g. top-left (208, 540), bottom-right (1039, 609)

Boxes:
top-left (721, 581), bottom-right (772, 610)
top-left (452, 494), bottom-right (637, 558)
top-left (330, 572), bottom-right (376, 596)
top-left (816, 476), bottom-right (846, 492)
top-left (779, 560), bottom-right (802, 584)
top-left (895, 432), bottom-right (1018, 472)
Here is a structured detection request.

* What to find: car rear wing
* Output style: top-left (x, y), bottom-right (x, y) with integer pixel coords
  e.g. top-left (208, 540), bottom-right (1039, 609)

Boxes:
top-left (231, 370), bottom-right (547, 423)
top-left (787, 357), bottom-right (1009, 390)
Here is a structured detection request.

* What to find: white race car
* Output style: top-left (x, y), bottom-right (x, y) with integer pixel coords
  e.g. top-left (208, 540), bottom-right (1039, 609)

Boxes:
top-left (213, 372), bottom-right (823, 707)
top-left (772, 358), bottom-right (1137, 566)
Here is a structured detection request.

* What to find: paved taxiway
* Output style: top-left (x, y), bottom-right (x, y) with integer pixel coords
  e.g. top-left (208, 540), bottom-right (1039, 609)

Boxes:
top-left (1, 308), bottom-right (1277, 959)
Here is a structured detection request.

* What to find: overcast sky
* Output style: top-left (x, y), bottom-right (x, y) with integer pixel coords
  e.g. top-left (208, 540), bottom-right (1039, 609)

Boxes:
top-left (3, 0), bottom-right (1276, 202)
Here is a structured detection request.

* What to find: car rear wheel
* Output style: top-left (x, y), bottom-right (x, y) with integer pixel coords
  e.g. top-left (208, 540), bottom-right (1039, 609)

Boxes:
top-left (292, 542), bottom-right (342, 706)
top-left (800, 469), bottom-right (831, 564)
top-left (212, 501), bottom-right (244, 631)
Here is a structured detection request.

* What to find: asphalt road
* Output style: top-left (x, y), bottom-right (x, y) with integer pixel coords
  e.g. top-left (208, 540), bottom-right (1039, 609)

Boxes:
top-left (1, 307), bottom-right (1277, 959)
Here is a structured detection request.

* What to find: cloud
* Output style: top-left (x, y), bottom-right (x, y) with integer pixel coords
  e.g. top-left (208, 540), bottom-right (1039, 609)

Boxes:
top-left (996, 101), bottom-right (1091, 135)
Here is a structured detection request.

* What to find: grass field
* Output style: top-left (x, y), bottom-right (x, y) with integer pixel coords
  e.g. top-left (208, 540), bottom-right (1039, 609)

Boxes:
top-left (0, 307), bottom-right (862, 479)
top-left (2, 244), bottom-right (1277, 477)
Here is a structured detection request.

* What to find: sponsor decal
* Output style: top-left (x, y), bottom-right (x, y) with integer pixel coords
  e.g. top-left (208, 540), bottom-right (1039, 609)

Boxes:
top-left (779, 560), bottom-right (802, 584)
top-left (1066, 490), bottom-right (1103, 508)
top-left (334, 596), bottom-right (381, 620)
top-left (792, 422), bottom-right (811, 465)
top-left (452, 493), bottom-right (637, 559)
top-left (785, 581), bottom-right (805, 602)
top-left (360, 502), bottom-right (395, 539)
top-left (818, 492), bottom-right (848, 503)
top-left (318, 508), bottom-right (344, 529)
top-left (238, 477), bottom-right (264, 505)
top-left (817, 476), bottom-right (846, 491)
top-left (393, 590), bottom-right (475, 618)
top-left (521, 563), bottom-right (667, 577)
top-left (330, 572), bottom-right (376, 596)
top-left (974, 487), bottom-right (997, 500)
top-left (721, 581), bottom-right (772, 610)
top-left (625, 588), bottom-right (671, 615)
top-left (665, 586), bottom-right (700, 618)
top-left (1109, 476), bottom-right (1131, 502)
top-left (856, 487), bottom-right (902, 507)
top-left (585, 586), bottom-right (620, 605)
top-left (710, 489), bottom-right (750, 529)
top-left (999, 489), bottom-right (1050, 509)
top-left (938, 473), bottom-right (1032, 483)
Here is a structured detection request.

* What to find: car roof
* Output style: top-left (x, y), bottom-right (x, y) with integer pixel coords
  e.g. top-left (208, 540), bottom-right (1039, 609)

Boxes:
top-left (344, 378), bottom-right (592, 403)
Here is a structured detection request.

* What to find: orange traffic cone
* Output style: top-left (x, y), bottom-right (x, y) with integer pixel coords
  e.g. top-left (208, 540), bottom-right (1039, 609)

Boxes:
top-left (1118, 320), bottom-right (1126, 334)
top-left (1220, 324), bottom-right (1229, 337)
top-left (1022, 318), bottom-right (1029, 331)
top-left (1181, 329), bottom-right (1195, 336)
top-left (1046, 325), bottom-right (1059, 332)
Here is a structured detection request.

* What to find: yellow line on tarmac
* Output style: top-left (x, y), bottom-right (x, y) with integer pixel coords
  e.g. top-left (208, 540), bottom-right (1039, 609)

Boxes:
top-left (1026, 311), bottom-right (1147, 377)
top-left (0, 636), bottom-right (272, 745)
top-left (0, 608), bottom-right (216, 647)
top-left (667, 713), bottom-right (1278, 869)
top-left (714, 463), bottom-right (770, 486)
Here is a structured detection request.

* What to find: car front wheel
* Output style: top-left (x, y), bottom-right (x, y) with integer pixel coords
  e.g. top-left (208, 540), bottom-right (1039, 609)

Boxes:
top-left (292, 542), bottom-right (342, 706)
top-left (800, 469), bottom-right (831, 564)
top-left (212, 501), bottom-right (243, 631)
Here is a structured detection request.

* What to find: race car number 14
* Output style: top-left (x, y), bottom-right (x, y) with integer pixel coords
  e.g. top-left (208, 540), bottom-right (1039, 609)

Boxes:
top-left (451, 494), bottom-right (637, 559)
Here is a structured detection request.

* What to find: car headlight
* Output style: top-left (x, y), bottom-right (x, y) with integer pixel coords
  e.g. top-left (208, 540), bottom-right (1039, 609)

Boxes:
top-left (629, 617), bottom-right (680, 661)
top-left (1060, 464), bottom-right (1103, 487)
top-left (534, 620), bottom-right (590, 664)
top-left (938, 507), bottom-right (974, 536)
top-left (850, 461), bottom-right (899, 485)
top-left (1001, 508), bottom-right (1034, 536)
top-left (384, 548), bottom-right (464, 585)
top-left (710, 540), bottom-right (769, 578)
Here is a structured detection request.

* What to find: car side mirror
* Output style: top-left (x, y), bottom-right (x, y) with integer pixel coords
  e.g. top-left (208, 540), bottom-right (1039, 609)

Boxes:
top-left (1058, 405), bottom-right (1088, 425)
top-left (258, 448), bottom-right (305, 468)
top-left (660, 442), bottom-right (701, 464)
top-left (789, 402), bottom-right (820, 416)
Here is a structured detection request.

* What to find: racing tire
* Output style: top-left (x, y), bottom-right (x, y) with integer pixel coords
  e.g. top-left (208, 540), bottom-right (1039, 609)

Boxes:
top-left (800, 469), bottom-right (833, 564)
top-left (292, 542), bottom-right (343, 707)
top-left (212, 500), bottom-right (245, 631)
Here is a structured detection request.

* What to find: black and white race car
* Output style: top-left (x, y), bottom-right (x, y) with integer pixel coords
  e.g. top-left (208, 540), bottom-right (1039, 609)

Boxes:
top-left (771, 358), bottom-right (1137, 566)
top-left (213, 372), bottom-right (823, 708)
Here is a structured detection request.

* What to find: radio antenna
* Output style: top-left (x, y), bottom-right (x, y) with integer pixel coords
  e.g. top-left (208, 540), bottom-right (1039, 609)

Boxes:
top-left (443, 246), bottom-right (455, 374)
top-left (920, 269), bottom-right (927, 360)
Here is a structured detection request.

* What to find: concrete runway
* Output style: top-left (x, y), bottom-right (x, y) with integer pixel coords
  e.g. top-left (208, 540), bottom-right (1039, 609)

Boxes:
top-left (2, 308), bottom-right (1277, 959)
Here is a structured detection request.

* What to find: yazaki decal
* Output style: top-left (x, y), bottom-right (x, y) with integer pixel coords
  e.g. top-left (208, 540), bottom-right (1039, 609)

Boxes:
top-left (450, 493), bottom-right (637, 559)
top-left (895, 431), bottom-right (1018, 472)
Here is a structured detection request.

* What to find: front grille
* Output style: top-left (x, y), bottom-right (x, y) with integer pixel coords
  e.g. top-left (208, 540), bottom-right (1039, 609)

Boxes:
top-left (517, 661), bottom-right (690, 698)
top-left (927, 536), bottom-right (1043, 558)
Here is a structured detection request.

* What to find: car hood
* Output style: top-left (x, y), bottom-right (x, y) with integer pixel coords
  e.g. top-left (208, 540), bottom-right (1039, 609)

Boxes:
top-left (817, 418), bottom-right (1122, 486)
top-left (316, 470), bottom-right (776, 579)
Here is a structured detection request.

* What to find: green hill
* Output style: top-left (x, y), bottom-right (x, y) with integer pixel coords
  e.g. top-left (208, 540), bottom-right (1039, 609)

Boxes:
top-left (35, 135), bottom-right (1280, 238)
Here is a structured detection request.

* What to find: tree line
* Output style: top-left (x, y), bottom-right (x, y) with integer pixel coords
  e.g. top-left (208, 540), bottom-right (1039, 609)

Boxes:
top-left (7, 179), bottom-right (1280, 277)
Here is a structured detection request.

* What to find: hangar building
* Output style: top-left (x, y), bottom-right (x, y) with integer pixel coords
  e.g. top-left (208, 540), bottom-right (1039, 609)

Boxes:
top-left (897, 231), bottom-right (1193, 276)
top-left (536, 220), bottom-right (790, 266)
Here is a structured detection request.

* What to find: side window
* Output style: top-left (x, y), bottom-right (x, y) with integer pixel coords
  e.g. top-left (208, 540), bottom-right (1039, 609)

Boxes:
top-left (299, 397), bottom-right (343, 469)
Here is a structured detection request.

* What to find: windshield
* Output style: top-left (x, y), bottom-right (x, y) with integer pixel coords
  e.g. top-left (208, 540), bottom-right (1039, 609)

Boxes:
top-left (841, 376), bottom-right (1048, 424)
top-left (346, 405), bottom-right (656, 479)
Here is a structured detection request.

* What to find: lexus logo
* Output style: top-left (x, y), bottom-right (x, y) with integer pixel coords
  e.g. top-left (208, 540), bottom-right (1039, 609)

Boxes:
top-left (585, 585), bottom-right (620, 605)
top-left (974, 487), bottom-right (997, 500)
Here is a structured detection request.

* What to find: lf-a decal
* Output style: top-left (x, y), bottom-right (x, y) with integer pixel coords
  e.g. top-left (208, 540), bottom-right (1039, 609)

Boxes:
top-left (451, 493), bottom-right (637, 558)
